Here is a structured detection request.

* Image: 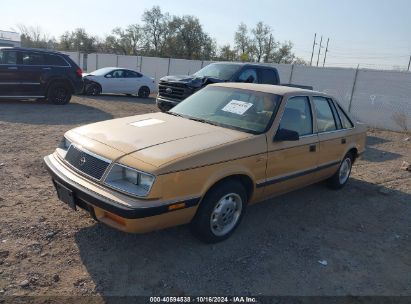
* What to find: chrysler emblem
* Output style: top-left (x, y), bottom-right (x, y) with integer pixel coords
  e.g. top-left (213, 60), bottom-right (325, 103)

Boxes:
top-left (166, 87), bottom-right (173, 94)
top-left (79, 156), bottom-right (86, 166)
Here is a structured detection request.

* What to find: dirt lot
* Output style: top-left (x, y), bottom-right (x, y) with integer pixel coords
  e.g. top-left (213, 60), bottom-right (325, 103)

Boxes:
top-left (0, 95), bottom-right (410, 298)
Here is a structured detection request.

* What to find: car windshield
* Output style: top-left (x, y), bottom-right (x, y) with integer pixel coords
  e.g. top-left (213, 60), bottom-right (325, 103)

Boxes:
top-left (89, 67), bottom-right (116, 76)
top-left (169, 86), bottom-right (281, 134)
top-left (193, 63), bottom-right (241, 81)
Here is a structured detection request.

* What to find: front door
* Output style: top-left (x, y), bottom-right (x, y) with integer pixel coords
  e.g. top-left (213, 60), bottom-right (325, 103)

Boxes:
top-left (0, 49), bottom-right (20, 96)
top-left (262, 95), bottom-right (320, 197)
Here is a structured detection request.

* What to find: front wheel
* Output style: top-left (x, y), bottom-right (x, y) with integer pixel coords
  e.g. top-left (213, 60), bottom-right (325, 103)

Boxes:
top-left (191, 180), bottom-right (247, 243)
top-left (327, 152), bottom-right (353, 189)
top-left (138, 86), bottom-right (150, 98)
top-left (85, 83), bottom-right (101, 96)
top-left (47, 82), bottom-right (72, 105)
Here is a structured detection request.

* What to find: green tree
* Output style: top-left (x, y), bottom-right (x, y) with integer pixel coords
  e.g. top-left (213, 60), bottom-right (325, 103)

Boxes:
top-left (142, 6), bottom-right (170, 56)
top-left (59, 28), bottom-right (98, 52)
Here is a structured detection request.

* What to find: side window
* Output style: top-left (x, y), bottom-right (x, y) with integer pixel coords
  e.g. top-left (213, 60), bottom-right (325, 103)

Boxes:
top-left (260, 69), bottom-right (278, 84)
top-left (237, 68), bottom-right (258, 83)
top-left (280, 96), bottom-right (313, 136)
top-left (336, 104), bottom-right (354, 129)
top-left (328, 99), bottom-right (342, 129)
top-left (313, 96), bottom-right (337, 132)
top-left (125, 70), bottom-right (142, 78)
top-left (21, 52), bottom-right (45, 65)
top-left (1, 51), bottom-right (17, 64)
top-left (44, 54), bottom-right (68, 66)
top-left (110, 70), bottom-right (125, 78)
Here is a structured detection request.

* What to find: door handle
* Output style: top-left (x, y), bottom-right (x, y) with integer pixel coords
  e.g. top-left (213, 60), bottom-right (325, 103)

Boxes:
top-left (341, 138), bottom-right (346, 144)
top-left (42, 67), bottom-right (51, 70)
top-left (7, 67), bottom-right (18, 70)
top-left (309, 144), bottom-right (316, 152)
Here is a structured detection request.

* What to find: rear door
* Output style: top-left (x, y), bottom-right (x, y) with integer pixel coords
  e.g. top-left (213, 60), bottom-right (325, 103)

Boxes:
top-left (263, 95), bottom-right (320, 197)
top-left (17, 51), bottom-right (45, 96)
top-left (0, 49), bottom-right (20, 96)
top-left (124, 70), bottom-right (142, 93)
top-left (312, 96), bottom-right (346, 179)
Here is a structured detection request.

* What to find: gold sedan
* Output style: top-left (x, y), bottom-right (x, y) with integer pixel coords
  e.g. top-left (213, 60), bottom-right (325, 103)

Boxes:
top-left (44, 83), bottom-right (366, 243)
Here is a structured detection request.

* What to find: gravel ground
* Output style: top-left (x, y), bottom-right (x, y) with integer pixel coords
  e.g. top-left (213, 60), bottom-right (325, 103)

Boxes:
top-left (0, 95), bottom-right (410, 298)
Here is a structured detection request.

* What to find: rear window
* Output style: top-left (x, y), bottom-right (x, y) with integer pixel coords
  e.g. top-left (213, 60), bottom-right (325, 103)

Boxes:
top-left (336, 104), bottom-right (354, 129)
top-left (44, 54), bottom-right (68, 66)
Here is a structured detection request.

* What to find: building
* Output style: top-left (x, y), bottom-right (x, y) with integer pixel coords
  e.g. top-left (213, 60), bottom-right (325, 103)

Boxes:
top-left (0, 30), bottom-right (21, 47)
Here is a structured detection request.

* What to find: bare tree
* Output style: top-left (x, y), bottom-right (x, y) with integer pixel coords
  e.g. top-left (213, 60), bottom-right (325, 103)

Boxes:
top-left (219, 44), bottom-right (237, 61)
top-left (17, 24), bottom-right (56, 49)
top-left (104, 25), bottom-right (144, 55)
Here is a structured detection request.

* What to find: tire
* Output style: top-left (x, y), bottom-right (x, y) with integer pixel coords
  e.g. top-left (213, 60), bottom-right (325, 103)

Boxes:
top-left (85, 83), bottom-right (101, 96)
top-left (191, 180), bottom-right (247, 243)
top-left (327, 152), bottom-right (353, 189)
top-left (138, 86), bottom-right (150, 98)
top-left (47, 82), bottom-right (72, 105)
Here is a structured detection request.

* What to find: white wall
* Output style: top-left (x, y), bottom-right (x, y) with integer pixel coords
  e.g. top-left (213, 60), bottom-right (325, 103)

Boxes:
top-left (83, 53), bottom-right (411, 132)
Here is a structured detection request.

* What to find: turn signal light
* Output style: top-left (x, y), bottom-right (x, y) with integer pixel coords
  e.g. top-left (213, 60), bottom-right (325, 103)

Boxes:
top-left (168, 202), bottom-right (186, 211)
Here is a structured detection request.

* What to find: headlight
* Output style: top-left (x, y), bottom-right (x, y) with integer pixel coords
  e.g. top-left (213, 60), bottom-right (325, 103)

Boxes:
top-left (60, 137), bottom-right (72, 150)
top-left (104, 163), bottom-right (155, 197)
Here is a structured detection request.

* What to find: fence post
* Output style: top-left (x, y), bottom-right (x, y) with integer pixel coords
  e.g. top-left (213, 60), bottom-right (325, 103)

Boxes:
top-left (348, 65), bottom-right (360, 113)
top-left (167, 58), bottom-right (171, 75)
top-left (201, 60), bottom-right (204, 68)
top-left (116, 55), bottom-right (119, 67)
top-left (140, 56), bottom-right (143, 72)
top-left (289, 64), bottom-right (295, 84)
top-left (96, 54), bottom-right (99, 70)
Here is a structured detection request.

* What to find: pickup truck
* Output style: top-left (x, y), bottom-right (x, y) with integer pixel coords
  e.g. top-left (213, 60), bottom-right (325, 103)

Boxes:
top-left (156, 62), bottom-right (311, 111)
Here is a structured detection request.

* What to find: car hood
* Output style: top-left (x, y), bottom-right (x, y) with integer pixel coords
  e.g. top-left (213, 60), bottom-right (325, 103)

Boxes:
top-left (69, 112), bottom-right (251, 168)
top-left (160, 75), bottom-right (225, 88)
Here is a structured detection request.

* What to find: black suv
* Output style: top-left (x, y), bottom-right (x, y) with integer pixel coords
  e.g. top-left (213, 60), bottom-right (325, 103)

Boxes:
top-left (0, 47), bottom-right (84, 105)
top-left (156, 62), bottom-right (281, 111)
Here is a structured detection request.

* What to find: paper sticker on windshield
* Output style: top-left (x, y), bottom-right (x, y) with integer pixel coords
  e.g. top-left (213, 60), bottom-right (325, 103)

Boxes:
top-left (130, 118), bottom-right (164, 127)
top-left (222, 100), bottom-right (253, 115)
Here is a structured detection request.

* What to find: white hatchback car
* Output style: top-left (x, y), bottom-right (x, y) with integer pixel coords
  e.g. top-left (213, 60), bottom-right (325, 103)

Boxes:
top-left (83, 67), bottom-right (156, 97)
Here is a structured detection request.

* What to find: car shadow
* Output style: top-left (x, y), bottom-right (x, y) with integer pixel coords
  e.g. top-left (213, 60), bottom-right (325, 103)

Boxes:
top-left (0, 99), bottom-right (113, 125)
top-left (75, 178), bottom-right (411, 296)
top-left (361, 134), bottom-right (401, 162)
top-left (84, 94), bottom-right (156, 105)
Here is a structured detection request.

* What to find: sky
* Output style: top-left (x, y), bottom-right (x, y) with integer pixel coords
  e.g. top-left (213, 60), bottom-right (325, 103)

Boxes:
top-left (1, 0), bottom-right (411, 69)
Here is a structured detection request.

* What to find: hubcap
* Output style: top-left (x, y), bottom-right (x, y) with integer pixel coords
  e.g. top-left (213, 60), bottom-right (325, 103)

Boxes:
top-left (339, 157), bottom-right (352, 184)
top-left (210, 193), bottom-right (242, 237)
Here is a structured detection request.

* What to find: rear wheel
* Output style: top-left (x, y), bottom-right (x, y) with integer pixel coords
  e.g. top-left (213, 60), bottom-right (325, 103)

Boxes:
top-left (85, 83), bottom-right (101, 96)
top-left (138, 86), bottom-right (150, 98)
top-left (191, 180), bottom-right (247, 243)
top-left (47, 82), bottom-right (72, 105)
top-left (327, 152), bottom-right (353, 189)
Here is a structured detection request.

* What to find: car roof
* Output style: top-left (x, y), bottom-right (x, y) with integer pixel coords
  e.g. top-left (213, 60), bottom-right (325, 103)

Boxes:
top-left (210, 62), bottom-right (278, 69)
top-left (210, 83), bottom-right (324, 96)
top-left (0, 46), bottom-right (67, 55)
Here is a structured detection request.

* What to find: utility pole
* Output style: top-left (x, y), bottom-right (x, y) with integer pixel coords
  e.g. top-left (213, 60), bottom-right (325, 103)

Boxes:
top-left (408, 55), bottom-right (411, 71)
top-left (316, 36), bottom-right (323, 67)
top-left (310, 33), bottom-right (317, 66)
top-left (323, 38), bottom-right (330, 67)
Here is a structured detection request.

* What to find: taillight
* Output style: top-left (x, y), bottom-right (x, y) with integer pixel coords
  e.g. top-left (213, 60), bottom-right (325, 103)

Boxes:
top-left (76, 68), bottom-right (83, 77)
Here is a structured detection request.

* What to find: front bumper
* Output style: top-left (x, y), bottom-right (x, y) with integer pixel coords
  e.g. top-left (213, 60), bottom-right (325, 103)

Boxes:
top-left (156, 96), bottom-right (180, 111)
top-left (44, 153), bottom-right (200, 233)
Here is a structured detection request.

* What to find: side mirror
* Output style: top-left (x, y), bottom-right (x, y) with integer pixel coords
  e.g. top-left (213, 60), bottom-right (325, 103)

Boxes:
top-left (105, 74), bottom-right (112, 78)
top-left (274, 128), bottom-right (299, 141)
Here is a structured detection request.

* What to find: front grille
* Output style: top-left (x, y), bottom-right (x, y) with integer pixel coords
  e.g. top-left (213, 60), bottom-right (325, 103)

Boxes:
top-left (158, 81), bottom-right (190, 101)
top-left (65, 145), bottom-right (110, 180)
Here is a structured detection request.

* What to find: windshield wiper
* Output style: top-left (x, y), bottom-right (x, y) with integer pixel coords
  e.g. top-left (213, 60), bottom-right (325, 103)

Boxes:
top-left (166, 112), bottom-right (183, 117)
top-left (186, 116), bottom-right (219, 127)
